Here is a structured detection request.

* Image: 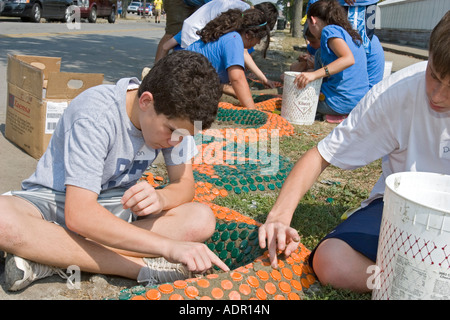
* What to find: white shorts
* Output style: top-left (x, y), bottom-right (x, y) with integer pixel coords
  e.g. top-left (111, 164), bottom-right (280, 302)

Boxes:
top-left (7, 187), bottom-right (137, 229)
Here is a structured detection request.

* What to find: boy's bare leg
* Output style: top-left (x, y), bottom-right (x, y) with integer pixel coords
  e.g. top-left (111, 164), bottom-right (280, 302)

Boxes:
top-left (312, 238), bottom-right (373, 293)
top-left (0, 195), bottom-right (215, 280)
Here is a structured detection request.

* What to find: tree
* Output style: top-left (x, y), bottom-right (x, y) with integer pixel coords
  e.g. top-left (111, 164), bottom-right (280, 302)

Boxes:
top-left (121, 0), bottom-right (128, 18)
top-left (276, 0), bottom-right (304, 37)
top-left (291, 0), bottom-right (303, 38)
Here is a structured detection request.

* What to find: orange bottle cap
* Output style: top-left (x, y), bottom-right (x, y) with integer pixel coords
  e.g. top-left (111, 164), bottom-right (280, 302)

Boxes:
top-left (247, 276), bottom-right (260, 288)
top-left (173, 280), bottom-right (187, 289)
top-left (281, 267), bottom-right (293, 280)
top-left (145, 289), bottom-right (161, 300)
top-left (158, 283), bottom-right (174, 294)
top-left (270, 269), bottom-right (282, 281)
top-left (239, 284), bottom-right (252, 296)
top-left (264, 282), bottom-right (277, 295)
top-left (256, 288), bottom-right (267, 300)
top-left (211, 287), bottom-right (224, 299)
top-left (184, 286), bottom-right (199, 299)
top-left (290, 279), bottom-right (302, 291)
top-left (288, 292), bottom-right (301, 300)
top-left (197, 279), bottom-right (210, 288)
top-left (301, 277), bottom-right (310, 289)
top-left (221, 280), bottom-right (233, 290)
top-left (169, 294), bottom-right (184, 300)
top-left (230, 272), bottom-right (243, 282)
top-left (228, 290), bottom-right (241, 300)
top-left (278, 281), bottom-right (292, 293)
top-left (292, 264), bottom-right (303, 276)
top-left (256, 270), bottom-right (269, 281)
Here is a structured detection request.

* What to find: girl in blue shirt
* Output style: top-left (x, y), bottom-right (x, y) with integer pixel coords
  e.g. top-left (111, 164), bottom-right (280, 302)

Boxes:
top-left (186, 8), bottom-right (271, 109)
top-left (295, 0), bottom-right (370, 119)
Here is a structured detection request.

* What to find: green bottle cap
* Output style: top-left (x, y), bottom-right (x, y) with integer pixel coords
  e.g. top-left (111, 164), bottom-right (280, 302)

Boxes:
top-left (221, 230), bottom-right (230, 241)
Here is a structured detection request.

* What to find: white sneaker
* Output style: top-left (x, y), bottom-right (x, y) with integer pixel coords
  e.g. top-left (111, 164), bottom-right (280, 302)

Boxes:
top-left (5, 254), bottom-right (69, 291)
top-left (137, 257), bottom-right (192, 287)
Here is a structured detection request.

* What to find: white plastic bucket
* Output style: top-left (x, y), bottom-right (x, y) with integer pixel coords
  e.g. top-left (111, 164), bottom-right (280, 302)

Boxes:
top-left (281, 71), bottom-right (322, 125)
top-left (372, 172), bottom-right (450, 300)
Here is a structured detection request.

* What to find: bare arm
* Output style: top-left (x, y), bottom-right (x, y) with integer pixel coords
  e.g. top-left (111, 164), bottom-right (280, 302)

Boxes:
top-left (64, 160), bottom-right (229, 272)
top-left (259, 146), bottom-right (330, 267)
top-left (243, 50), bottom-right (276, 88)
top-left (155, 37), bottom-right (179, 63)
top-left (227, 65), bottom-right (255, 109)
top-left (294, 37), bottom-right (355, 88)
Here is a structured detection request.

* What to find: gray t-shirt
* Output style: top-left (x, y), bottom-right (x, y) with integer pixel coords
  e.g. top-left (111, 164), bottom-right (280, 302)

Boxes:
top-left (22, 78), bottom-right (197, 194)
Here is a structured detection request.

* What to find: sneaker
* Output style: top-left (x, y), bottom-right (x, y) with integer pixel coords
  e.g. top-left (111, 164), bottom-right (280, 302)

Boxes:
top-left (5, 254), bottom-right (69, 291)
top-left (325, 114), bottom-right (348, 124)
top-left (141, 67), bottom-right (151, 80)
top-left (137, 257), bottom-right (193, 287)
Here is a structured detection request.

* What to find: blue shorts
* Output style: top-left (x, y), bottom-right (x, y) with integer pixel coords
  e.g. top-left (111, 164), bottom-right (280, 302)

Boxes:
top-left (309, 198), bottom-right (384, 268)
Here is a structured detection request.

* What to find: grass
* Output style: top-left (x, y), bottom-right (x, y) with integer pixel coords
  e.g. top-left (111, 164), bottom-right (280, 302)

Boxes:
top-left (212, 122), bottom-right (380, 300)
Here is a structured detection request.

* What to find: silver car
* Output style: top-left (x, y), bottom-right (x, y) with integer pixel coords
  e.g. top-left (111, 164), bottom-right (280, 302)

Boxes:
top-left (126, 1), bottom-right (140, 14)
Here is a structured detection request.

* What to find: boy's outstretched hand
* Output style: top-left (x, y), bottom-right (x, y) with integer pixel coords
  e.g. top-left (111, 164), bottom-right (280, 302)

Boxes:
top-left (258, 221), bottom-right (301, 268)
top-left (166, 240), bottom-right (230, 273)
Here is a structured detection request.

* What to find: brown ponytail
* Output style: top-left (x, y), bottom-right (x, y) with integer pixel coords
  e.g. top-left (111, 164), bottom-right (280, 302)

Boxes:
top-left (308, 0), bottom-right (362, 45)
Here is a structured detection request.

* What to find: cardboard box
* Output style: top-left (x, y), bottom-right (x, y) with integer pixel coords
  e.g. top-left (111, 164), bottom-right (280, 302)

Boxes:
top-left (5, 55), bottom-right (104, 159)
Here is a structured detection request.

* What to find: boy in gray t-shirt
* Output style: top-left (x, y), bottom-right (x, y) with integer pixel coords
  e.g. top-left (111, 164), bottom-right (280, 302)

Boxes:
top-left (0, 50), bottom-right (229, 291)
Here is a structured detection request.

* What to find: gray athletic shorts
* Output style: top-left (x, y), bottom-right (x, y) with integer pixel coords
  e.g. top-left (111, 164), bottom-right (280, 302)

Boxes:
top-left (6, 187), bottom-right (137, 229)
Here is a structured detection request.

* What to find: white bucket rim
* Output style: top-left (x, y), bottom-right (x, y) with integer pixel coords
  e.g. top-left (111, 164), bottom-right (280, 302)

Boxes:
top-left (385, 172), bottom-right (450, 215)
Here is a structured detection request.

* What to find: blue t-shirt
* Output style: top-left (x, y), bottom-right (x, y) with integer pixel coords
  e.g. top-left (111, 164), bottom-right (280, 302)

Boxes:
top-left (186, 31), bottom-right (245, 84)
top-left (171, 31), bottom-right (183, 51)
top-left (366, 34), bottom-right (385, 88)
top-left (337, 0), bottom-right (378, 6)
top-left (319, 25), bottom-right (369, 114)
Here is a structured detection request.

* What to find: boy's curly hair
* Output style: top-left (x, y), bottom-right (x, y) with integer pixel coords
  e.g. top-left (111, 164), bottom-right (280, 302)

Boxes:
top-left (198, 8), bottom-right (272, 57)
top-left (308, 0), bottom-right (362, 45)
top-left (139, 50), bottom-right (221, 130)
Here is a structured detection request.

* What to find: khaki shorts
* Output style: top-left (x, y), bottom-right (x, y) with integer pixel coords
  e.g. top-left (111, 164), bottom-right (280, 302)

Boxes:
top-left (8, 187), bottom-right (137, 229)
top-left (164, 0), bottom-right (196, 35)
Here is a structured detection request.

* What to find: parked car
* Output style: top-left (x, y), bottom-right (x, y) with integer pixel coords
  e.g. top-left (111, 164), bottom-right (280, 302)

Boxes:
top-left (1, 0), bottom-right (73, 22)
top-left (73, 0), bottom-right (115, 23)
top-left (137, 3), bottom-right (151, 15)
top-left (126, 1), bottom-right (140, 14)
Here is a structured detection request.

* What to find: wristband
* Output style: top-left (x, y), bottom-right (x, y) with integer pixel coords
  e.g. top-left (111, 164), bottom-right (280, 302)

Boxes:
top-left (324, 65), bottom-right (330, 77)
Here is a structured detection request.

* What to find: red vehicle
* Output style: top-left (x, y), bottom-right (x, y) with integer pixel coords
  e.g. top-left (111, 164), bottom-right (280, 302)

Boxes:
top-left (74, 0), bottom-right (116, 23)
top-left (137, 3), bottom-right (152, 16)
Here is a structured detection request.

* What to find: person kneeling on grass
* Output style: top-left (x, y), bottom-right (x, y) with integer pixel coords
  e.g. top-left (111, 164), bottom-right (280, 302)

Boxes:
top-left (258, 10), bottom-right (450, 293)
top-left (0, 50), bottom-right (229, 292)
top-left (294, 0), bottom-right (370, 123)
top-left (185, 8), bottom-right (272, 109)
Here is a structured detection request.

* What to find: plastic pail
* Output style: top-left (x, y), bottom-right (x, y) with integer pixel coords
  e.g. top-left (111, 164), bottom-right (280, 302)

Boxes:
top-left (372, 172), bottom-right (450, 300)
top-left (281, 71), bottom-right (322, 126)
